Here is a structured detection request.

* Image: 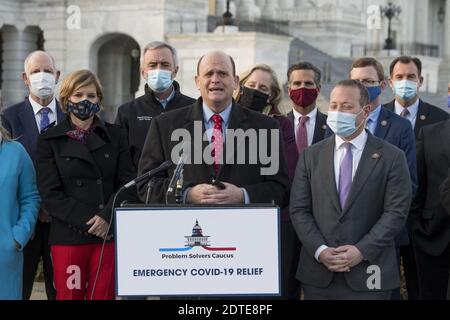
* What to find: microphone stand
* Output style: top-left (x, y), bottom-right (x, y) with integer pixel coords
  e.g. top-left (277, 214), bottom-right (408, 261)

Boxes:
top-left (145, 178), bottom-right (156, 205)
top-left (175, 169), bottom-right (184, 204)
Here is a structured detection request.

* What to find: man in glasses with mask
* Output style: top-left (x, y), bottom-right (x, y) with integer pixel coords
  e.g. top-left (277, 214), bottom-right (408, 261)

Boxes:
top-left (348, 57), bottom-right (417, 300)
top-left (115, 41), bottom-right (195, 169)
top-left (290, 80), bottom-right (411, 299)
top-left (1, 50), bottom-right (66, 300)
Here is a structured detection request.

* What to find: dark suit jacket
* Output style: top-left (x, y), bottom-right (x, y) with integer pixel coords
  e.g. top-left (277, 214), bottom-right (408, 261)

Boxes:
top-left (137, 98), bottom-right (290, 207)
top-left (35, 116), bottom-right (137, 245)
top-left (373, 107), bottom-right (418, 247)
top-left (411, 120), bottom-right (450, 256)
top-left (440, 169), bottom-right (450, 215)
top-left (290, 133), bottom-right (411, 291)
top-left (1, 98), bottom-right (66, 161)
top-left (383, 99), bottom-right (449, 139)
top-left (287, 109), bottom-right (328, 146)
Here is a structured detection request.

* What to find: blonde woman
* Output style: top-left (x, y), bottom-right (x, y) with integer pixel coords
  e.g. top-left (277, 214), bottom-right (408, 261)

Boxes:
top-left (0, 125), bottom-right (40, 299)
top-left (36, 70), bottom-right (136, 300)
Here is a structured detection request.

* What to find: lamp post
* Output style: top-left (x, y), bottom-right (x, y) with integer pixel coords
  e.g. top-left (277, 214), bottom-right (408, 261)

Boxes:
top-left (381, 2), bottom-right (401, 50)
top-left (223, 0), bottom-right (234, 26)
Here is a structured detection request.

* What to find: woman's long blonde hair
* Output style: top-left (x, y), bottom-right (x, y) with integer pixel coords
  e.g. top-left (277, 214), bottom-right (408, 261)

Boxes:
top-left (0, 124), bottom-right (12, 142)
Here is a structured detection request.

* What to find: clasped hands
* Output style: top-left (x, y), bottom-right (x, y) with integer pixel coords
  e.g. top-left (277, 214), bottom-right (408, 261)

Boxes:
top-left (319, 245), bottom-right (364, 273)
top-left (187, 183), bottom-right (244, 204)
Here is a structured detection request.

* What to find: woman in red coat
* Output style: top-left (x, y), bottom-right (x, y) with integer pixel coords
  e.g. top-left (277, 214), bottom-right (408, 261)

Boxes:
top-left (36, 70), bottom-right (136, 300)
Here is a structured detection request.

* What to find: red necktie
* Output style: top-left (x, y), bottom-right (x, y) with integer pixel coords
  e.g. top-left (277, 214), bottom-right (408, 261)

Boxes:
top-left (296, 116), bottom-right (309, 154)
top-left (211, 114), bottom-right (223, 176)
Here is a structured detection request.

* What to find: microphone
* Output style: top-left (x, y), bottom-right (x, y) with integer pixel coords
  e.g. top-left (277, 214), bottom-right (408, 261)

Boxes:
top-left (123, 160), bottom-right (172, 189)
top-left (167, 154), bottom-right (186, 194)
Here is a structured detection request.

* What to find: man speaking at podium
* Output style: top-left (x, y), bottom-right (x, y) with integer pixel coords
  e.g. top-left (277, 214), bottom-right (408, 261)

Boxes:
top-left (137, 50), bottom-right (289, 207)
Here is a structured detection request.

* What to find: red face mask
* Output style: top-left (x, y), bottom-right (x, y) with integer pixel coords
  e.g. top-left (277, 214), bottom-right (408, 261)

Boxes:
top-left (289, 87), bottom-right (318, 107)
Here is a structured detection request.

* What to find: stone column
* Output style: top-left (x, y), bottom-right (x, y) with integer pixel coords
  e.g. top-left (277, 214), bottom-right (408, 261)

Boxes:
top-left (438, 0), bottom-right (450, 93)
top-left (236, 0), bottom-right (259, 21)
top-left (1, 25), bottom-right (39, 107)
top-left (262, 0), bottom-right (279, 19)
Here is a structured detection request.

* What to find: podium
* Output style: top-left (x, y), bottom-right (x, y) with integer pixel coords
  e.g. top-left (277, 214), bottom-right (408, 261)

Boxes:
top-left (115, 205), bottom-right (280, 298)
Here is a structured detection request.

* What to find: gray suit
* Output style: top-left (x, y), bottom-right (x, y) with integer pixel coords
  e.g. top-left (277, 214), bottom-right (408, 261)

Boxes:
top-left (290, 133), bottom-right (411, 297)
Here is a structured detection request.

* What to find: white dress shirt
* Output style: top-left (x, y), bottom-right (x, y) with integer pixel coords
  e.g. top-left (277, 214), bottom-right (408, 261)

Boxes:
top-left (394, 99), bottom-right (419, 129)
top-left (28, 96), bottom-right (58, 131)
top-left (314, 129), bottom-right (369, 262)
top-left (293, 107), bottom-right (317, 147)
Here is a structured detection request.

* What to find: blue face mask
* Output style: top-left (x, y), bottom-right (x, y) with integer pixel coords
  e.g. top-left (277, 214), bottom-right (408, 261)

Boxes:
top-left (393, 80), bottom-right (418, 100)
top-left (448, 94), bottom-right (450, 108)
top-left (327, 110), bottom-right (365, 138)
top-left (147, 69), bottom-right (173, 92)
top-left (366, 86), bottom-right (381, 103)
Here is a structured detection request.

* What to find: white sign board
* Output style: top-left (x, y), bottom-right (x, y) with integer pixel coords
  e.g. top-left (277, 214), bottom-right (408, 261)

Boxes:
top-left (115, 207), bottom-right (280, 297)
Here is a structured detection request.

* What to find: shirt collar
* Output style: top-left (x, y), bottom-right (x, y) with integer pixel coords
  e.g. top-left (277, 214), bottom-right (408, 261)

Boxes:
top-left (395, 98), bottom-right (419, 118)
top-left (202, 102), bottom-right (233, 126)
top-left (368, 104), bottom-right (382, 123)
top-left (292, 107), bottom-right (318, 124)
top-left (155, 85), bottom-right (175, 105)
top-left (29, 96), bottom-right (57, 116)
top-left (335, 129), bottom-right (368, 152)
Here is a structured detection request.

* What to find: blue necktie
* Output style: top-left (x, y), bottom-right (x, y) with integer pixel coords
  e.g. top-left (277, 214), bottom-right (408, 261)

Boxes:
top-left (39, 107), bottom-right (50, 133)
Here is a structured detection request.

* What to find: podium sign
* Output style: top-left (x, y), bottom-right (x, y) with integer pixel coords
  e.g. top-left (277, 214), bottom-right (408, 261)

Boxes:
top-left (115, 207), bottom-right (280, 297)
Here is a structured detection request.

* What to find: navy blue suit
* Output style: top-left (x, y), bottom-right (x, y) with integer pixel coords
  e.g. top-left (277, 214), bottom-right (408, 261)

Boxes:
top-left (1, 98), bottom-right (65, 300)
top-left (1, 98), bottom-right (66, 161)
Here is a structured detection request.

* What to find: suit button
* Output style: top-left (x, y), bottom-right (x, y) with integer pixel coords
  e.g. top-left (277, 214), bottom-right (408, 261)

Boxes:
top-left (99, 204), bottom-right (105, 210)
top-left (65, 157), bottom-right (70, 161)
top-left (76, 180), bottom-right (83, 187)
top-left (104, 153), bottom-right (110, 159)
top-left (97, 179), bottom-right (102, 185)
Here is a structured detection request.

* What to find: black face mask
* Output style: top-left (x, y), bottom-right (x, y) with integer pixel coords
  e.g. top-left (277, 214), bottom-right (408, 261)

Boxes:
top-left (67, 99), bottom-right (100, 121)
top-left (238, 87), bottom-right (270, 112)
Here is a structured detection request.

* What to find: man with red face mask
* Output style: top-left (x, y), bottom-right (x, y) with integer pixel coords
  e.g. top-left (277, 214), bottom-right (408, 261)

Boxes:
top-left (286, 62), bottom-right (328, 156)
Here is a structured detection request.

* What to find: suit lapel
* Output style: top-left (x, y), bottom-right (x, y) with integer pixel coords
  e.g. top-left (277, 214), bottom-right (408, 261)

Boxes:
top-left (439, 120), bottom-right (450, 163)
top-left (341, 134), bottom-right (383, 216)
top-left (55, 100), bottom-right (66, 123)
top-left (18, 99), bottom-right (39, 142)
top-left (287, 111), bottom-right (295, 133)
top-left (374, 108), bottom-right (391, 140)
top-left (414, 100), bottom-right (430, 137)
top-left (313, 111), bottom-right (327, 144)
top-left (320, 138), bottom-right (341, 212)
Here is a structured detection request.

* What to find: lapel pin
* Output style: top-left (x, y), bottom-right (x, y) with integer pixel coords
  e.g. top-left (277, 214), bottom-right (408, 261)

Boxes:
top-left (420, 115), bottom-right (426, 121)
top-left (322, 125), bottom-right (327, 130)
top-left (381, 120), bottom-right (388, 127)
top-left (372, 153), bottom-right (381, 160)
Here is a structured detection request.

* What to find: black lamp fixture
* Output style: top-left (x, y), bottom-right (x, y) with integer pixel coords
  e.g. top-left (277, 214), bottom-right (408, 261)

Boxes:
top-left (381, 2), bottom-right (402, 50)
top-left (438, 6), bottom-right (445, 23)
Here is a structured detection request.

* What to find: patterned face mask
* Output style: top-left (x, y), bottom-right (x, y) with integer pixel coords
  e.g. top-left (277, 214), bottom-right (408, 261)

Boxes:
top-left (67, 99), bottom-right (100, 121)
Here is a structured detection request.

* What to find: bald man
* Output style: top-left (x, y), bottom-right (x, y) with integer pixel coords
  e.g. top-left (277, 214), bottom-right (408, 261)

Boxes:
top-left (138, 50), bottom-right (289, 208)
top-left (1, 50), bottom-right (65, 300)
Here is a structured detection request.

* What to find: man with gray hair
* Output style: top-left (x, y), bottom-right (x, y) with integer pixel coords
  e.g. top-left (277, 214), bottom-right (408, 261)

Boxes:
top-left (115, 41), bottom-right (195, 169)
top-left (1, 50), bottom-right (65, 300)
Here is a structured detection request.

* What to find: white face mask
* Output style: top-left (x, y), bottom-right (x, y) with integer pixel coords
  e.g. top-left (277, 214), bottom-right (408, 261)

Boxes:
top-left (28, 72), bottom-right (56, 99)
